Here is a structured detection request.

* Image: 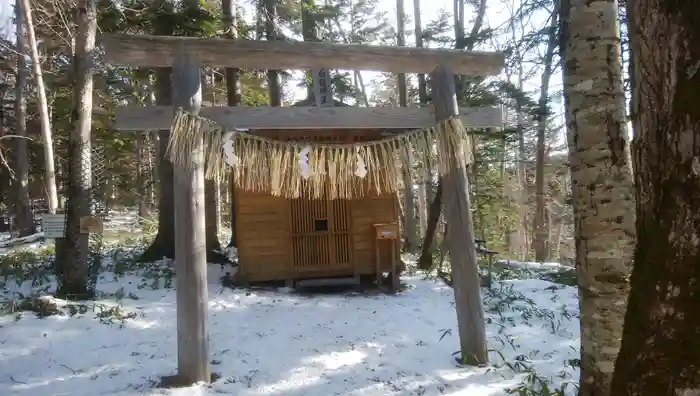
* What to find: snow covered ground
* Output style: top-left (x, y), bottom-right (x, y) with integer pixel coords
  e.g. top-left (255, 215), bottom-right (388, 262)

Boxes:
top-left (0, 211), bottom-right (580, 396)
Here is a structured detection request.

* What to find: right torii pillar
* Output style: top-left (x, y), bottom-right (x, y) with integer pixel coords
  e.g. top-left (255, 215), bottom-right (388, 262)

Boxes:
top-left (430, 64), bottom-right (488, 366)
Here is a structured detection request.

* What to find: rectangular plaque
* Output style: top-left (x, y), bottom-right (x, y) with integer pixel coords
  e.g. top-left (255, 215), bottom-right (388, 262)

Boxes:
top-left (41, 214), bottom-right (66, 238)
top-left (312, 68), bottom-right (333, 107)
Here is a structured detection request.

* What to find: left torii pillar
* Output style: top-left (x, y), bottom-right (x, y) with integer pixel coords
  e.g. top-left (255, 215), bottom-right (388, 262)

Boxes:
top-left (171, 53), bottom-right (211, 384)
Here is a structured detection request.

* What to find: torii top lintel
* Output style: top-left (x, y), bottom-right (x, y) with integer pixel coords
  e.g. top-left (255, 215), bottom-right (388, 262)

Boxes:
top-left (100, 34), bottom-right (505, 76)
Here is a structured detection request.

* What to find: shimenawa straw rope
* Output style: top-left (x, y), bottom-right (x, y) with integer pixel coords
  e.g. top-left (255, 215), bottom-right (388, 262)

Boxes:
top-left (165, 108), bottom-right (473, 200)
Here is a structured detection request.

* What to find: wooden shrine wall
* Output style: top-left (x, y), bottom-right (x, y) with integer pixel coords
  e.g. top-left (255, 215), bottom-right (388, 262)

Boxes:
top-left (235, 128), bottom-right (400, 282)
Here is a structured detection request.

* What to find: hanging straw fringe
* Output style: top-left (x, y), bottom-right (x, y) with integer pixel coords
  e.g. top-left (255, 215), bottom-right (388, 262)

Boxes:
top-left (166, 108), bottom-right (473, 200)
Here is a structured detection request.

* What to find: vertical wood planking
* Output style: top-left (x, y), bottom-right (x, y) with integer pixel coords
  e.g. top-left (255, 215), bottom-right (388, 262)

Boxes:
top-left (171, 54), bottom-right (211, 383)
top-left (286, 131), bottom-right (353, 272)
top-left (430, 64), bottom-right (488, 365)
top-left (231, 129), bottom-right (407, 282)
top-left (320, 135), bottom-right (331, 268)
top-left (291, 190), bottom-right (298, 268)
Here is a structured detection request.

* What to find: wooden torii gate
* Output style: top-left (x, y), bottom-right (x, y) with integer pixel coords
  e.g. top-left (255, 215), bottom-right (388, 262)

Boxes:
top-left (100, 33), bottom-right (505, 385)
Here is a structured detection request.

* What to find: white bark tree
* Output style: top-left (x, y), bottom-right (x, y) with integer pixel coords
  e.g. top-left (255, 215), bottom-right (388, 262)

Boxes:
top-left (20, 0), bottom-right (59, 214)
top-left (396, 0), bottom-right (418, 252)
top-left (560, 0), bottom-right (636, 394)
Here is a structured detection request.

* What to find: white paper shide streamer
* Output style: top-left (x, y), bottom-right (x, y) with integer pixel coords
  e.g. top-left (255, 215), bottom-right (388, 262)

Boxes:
top-left (190, 147), bottom-right (204, 166)
top-left (299, 145), bottom-right (313, 179)
top-left (354, 148), bottom-right (367, 178)
top-left (222, 132), bottom-right (240, 167)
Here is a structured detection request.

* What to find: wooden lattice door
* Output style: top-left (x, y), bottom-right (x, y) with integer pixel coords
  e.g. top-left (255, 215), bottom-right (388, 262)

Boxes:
top-left (280, 132), bottom-right (353, 274)
top-left (289, 187), bottom-right (352, 272)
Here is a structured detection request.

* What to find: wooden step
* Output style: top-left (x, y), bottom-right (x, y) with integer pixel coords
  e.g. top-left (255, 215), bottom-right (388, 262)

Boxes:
top-left (294, 275), bottom-right (361, 288)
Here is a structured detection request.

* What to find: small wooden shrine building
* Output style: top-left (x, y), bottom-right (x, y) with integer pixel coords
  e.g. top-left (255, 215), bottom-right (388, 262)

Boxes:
top-left (235, 99), bottom-right (402, 285)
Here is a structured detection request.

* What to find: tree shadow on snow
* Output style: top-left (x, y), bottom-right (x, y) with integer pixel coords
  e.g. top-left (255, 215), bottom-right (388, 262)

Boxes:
top-left (0, 276), bottom-right (579, 396)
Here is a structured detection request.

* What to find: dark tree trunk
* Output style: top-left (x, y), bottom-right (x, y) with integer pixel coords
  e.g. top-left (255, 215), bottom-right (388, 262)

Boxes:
top-left (204, 179), bottom-right (230, 263)
top-left (205, 180), bottom-right (221, 252)
top-left (415, 0), bottom-right (485, 270)
top-left (199, 71), bottom-right (228, 263)
top-left (533, 1), bottom-right (559, 262)
top-left (139, 0), bottom-right (177, 262)
top-left (55, 0), bottom-right (96, 300)
top-left (264, 0), bottom-right (281, 106)
top-left (227, 175), bottom-right (237, 248)
top-left (13, 0), bottom-right (35, 237)
top-left (151, 130), bottom-right (160, 201)
top-left (417, 178), bottom-right (442, 270)
top-left (139, 68), bottom-right (176, 262)
top-left (136, 132), bottom-right (151, 219)
top-left (610, 1), bottom-right (700, 394)
top-left (300, 0), bottom-right (317, 99)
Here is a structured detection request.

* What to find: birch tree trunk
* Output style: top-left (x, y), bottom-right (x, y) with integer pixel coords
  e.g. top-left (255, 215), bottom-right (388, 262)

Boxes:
top-left (222, 0), bottom-right (239, 248)
top-left (413, 0), bottom-right (430, 238)
top-left (610, 1), bottom-right (700, 394)
top-left (20, 0), bottom-right (58, 214)
top-left (560, 0), bottom-right (636, 394)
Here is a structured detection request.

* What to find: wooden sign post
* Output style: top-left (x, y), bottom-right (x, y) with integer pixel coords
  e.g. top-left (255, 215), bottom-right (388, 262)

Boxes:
top-left (171, 53), bottom-right (211, 384)
top-left (373, 222), bottom-right (399, 293)
top-left (429, 64), bottom-right (488, 366)
top-left (312, 68), bottom-right (333, 107)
